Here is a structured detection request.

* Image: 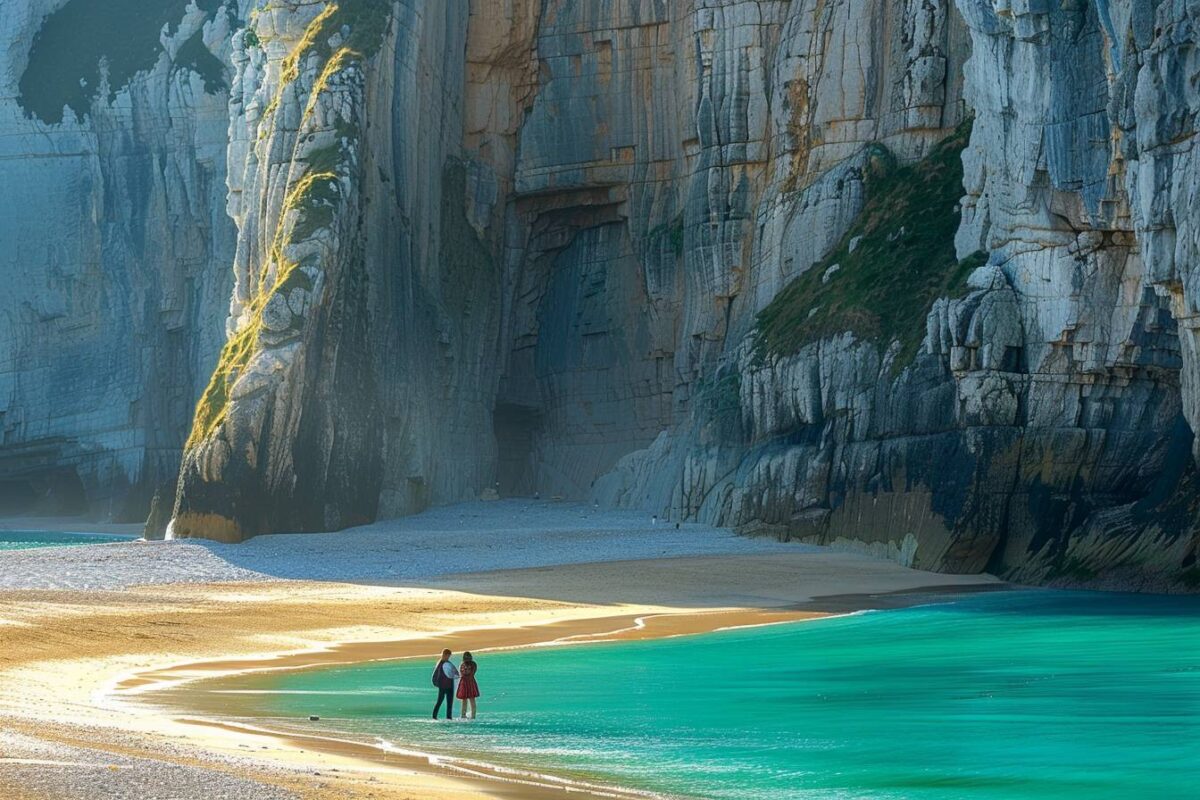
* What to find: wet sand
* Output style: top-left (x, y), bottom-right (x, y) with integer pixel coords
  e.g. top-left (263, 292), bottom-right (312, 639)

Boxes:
top-left (0, 549), bottom-right (1002, 799)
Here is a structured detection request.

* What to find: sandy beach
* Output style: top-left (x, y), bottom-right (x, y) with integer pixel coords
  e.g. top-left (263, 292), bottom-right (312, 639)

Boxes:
top-left (0, 502), bottom-right (1001, 799)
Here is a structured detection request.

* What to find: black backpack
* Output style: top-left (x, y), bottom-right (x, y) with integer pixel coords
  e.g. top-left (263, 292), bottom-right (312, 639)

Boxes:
top-left (432, 661), bottom-right (444, 687)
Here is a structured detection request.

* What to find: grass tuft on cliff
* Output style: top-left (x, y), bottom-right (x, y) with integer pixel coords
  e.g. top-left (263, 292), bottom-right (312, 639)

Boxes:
top-left (186, 3), bottom-right (388, 451)
top-left (19, 0), bottom-right (228, 124)
top-left (754, 119), bottom-right (986, 369)
top-left (281, 0), bottom-right (390, 71)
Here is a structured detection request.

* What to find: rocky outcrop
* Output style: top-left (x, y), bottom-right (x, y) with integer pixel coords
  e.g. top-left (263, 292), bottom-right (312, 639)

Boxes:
top-left (598, 0), bottom-right (1199, 591)
top-left (0, 0), bottom-right (235, 521)
top-left (169, 0), bottom-right (506, 540)
top-left (598, 1), bottom-right (1200, 591)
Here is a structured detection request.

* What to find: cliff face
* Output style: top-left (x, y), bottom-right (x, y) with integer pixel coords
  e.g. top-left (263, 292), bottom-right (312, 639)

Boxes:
top-left (4, 1), bottom-right (1197, 588)
top-left (0, 0), bottom-right (235, 521)
top-left (169, 0), bottom-right (1200, 590)
top-left (600, 0), bottom-right (1199, 591)
top-left (169, 0), bottom-right (975, 540)
top-left (169, 0), bottom-right (506, 540)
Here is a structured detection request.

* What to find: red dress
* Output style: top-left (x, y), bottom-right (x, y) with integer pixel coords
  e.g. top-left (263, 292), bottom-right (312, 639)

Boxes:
top-left (457, 661), bottom-right (480, 699)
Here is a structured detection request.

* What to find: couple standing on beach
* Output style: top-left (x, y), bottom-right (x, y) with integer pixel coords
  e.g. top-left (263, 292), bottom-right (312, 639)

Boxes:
top-left (432, 648), bottom-right (480, 720)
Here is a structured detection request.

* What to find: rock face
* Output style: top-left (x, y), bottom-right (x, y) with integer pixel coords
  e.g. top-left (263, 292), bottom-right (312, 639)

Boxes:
top-left (0, 0), bottom-right (235, 522)
top-left (169, 0), bottom-right (1200, 590)
top-left (598, 0), bottom-right (1200, 591)
top-left (4, 1), bottom-right (1198, 589)
top-left (170, 0), bottom-right (506, 541)
top-left (168, 0), bottom-right (976, 541)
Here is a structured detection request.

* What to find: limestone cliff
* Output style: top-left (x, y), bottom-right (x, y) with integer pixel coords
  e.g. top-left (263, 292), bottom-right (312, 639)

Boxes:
top-left (3, 1), bottom-right (1197, 589)
top-left (600, 0), bottom-right (1200, 591)
top-left (168, 0), bottom-right (977, 542)
top-left (169, 0), bottom-right (504, 541)
top-left (0, 0), bottom-right (236, 521)
top-left (168, 0), bottom-right (1200, 591)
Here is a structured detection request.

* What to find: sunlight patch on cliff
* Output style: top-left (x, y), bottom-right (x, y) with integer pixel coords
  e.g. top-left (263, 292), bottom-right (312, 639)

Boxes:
top-left (186, 159), bottom-right (345, 450)
top-left (260, 3), bottom-right (341, 136)
top-left (185, 2), bottom-right (387, 452)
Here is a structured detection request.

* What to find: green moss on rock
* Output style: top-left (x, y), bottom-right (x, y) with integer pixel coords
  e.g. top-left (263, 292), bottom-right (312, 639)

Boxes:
top-left (649, 215), bottom-right (685, 257)
top-left (185, 3), bottom-right (392, 451)
top-left (287, 0), bottom-right (390, 69)
top-left (754, 120), bottom-right (986, 370)
top-left (289, 172), bottom-right (342, 243)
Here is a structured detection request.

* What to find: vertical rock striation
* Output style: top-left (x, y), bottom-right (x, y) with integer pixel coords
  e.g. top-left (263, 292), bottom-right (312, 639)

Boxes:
top-left (603, 0), bottom-right (1199, 590)
top-left (4, 1), bottom-right (1196, 589)
top-left (170, 0), bottom-right (505, 540)
top-left (0, 0), bottom-right (236, 522)
top-left (495, 0), bottom-right (973, 500)
top-left (172, 0), bottom-right (979, 541)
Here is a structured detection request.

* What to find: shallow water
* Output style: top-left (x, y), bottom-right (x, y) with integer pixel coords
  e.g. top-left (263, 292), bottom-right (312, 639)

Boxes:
top-left (213, 591), bottom-right (1200, 799)
top-left (0, 531), bottom-right (135, 551)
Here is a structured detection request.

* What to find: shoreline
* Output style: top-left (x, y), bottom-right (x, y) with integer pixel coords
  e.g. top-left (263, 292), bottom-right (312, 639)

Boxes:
top-left (121, 583), bottom-right (1009, 800)
top-left (127, 580), bottom-right (1010, 696)
top-left (120, 607), bottom-right (826, 696)
top-left (0, 513), bottom-right (1003, 800)
top-left (0, 516), bottom-right (145, 536)
top-left (174, 716), bottom-right (675, 800)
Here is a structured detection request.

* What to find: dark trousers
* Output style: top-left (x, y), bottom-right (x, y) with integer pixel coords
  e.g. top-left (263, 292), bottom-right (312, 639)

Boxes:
top-left (433, 684), bottom-right (455, 719)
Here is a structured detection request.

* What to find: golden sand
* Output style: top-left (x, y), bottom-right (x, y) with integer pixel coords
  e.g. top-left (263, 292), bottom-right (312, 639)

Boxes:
top-left (0, 551), bottom-right (1000, 799)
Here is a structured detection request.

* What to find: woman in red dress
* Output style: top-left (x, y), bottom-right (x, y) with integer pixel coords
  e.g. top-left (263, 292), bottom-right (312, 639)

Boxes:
top-left (456, 651), bottom-right (480, 719)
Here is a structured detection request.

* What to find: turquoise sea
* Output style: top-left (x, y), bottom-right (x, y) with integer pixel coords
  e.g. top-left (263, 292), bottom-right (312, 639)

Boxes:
top-left (213, 591), bottom-right (1200, 799)
top-left (0, 531), bottom-right (135, 551)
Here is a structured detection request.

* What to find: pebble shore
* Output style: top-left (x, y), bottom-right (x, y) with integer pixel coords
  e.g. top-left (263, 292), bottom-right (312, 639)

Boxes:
top-left (0, 500), bottom-right (806, 591)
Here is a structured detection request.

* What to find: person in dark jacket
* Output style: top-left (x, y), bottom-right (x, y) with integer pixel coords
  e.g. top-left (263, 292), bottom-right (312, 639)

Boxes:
top-left (456, 652), bottom-right (480, 719)
top-left (432, 648), bottom-right (459, 720)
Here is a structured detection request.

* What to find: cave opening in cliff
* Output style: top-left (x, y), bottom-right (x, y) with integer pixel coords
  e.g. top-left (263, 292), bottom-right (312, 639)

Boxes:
top-left (0, 480), bottom-right (35, 515)
top-left (0, 469), bottom-right (86, 516)
top-left (493, 403), bottom-right (542, 497)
